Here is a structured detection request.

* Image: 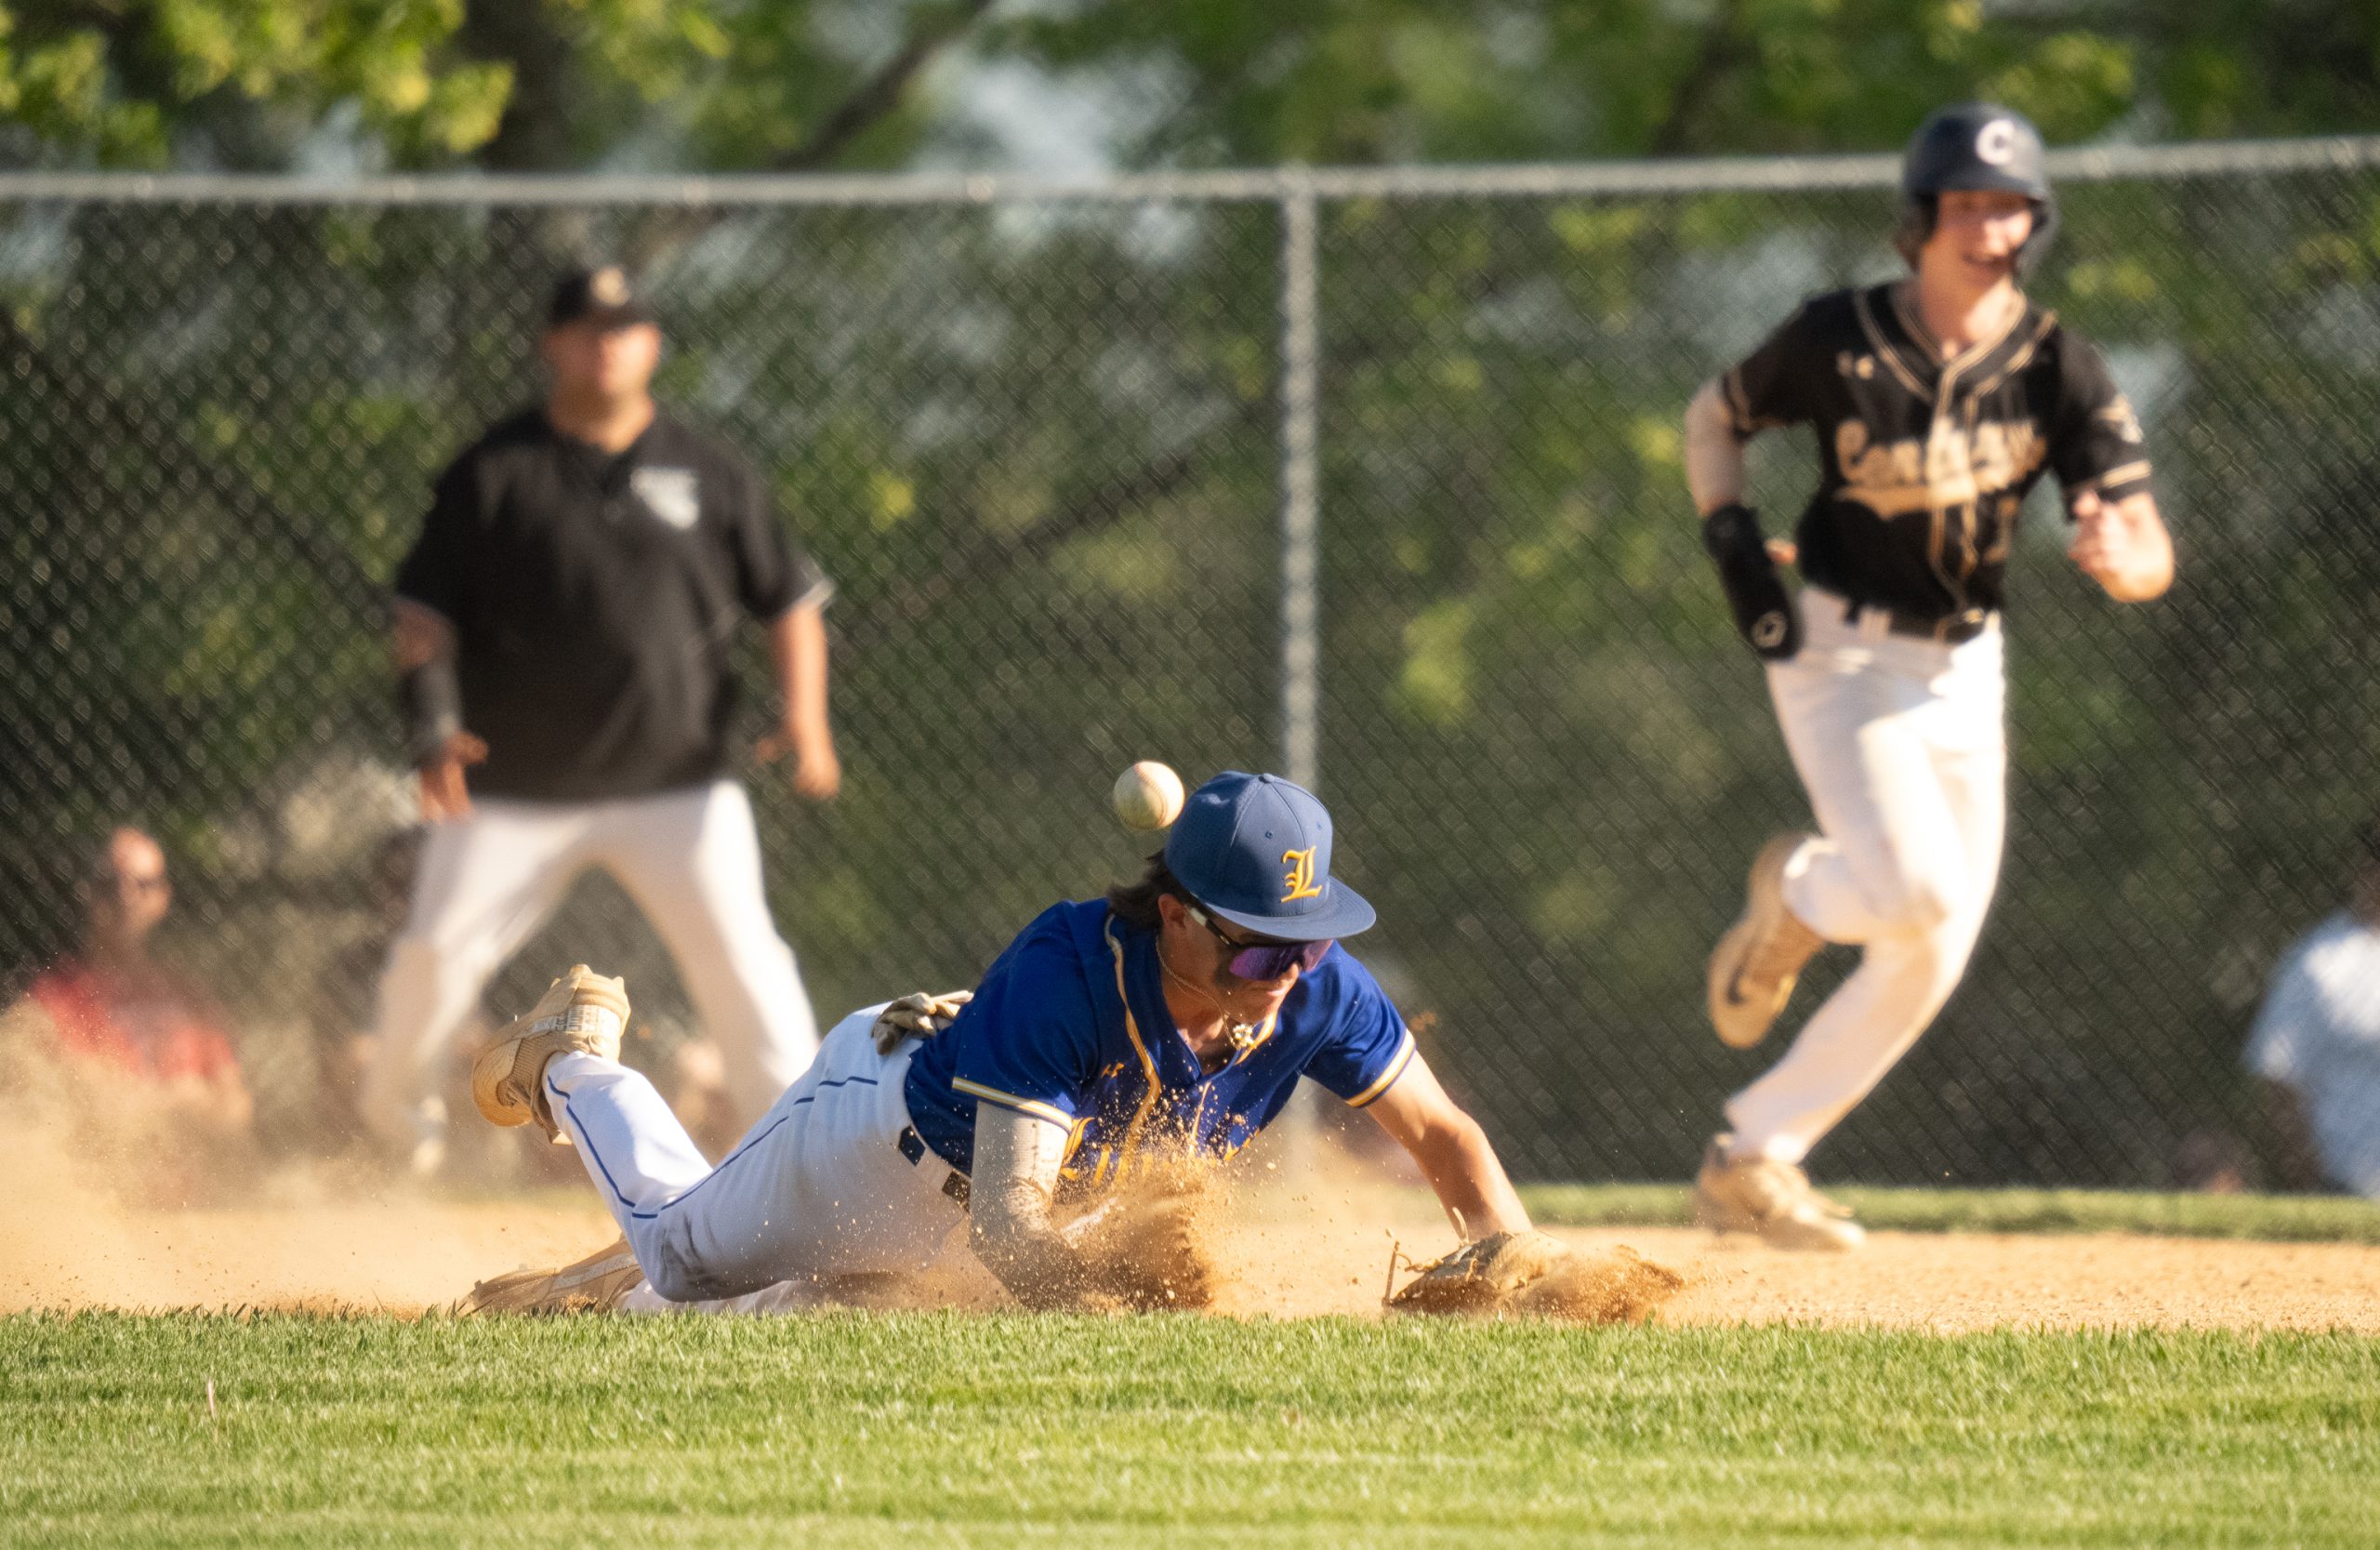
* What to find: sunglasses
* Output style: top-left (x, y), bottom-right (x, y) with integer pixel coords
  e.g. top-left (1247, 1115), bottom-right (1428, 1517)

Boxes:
top-left (1185, 903), bottom-right (1331, 981)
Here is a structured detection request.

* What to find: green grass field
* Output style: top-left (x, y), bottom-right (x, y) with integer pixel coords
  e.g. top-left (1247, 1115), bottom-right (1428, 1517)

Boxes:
top-left (7, 1311), bottom-right (2374, 1548)
top-left (1519, 1183), bottom-right (2380, 1242)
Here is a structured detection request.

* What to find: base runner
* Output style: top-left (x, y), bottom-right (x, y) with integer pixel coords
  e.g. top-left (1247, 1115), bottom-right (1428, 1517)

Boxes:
top-left (461, 772), bottom-right (1608, 1315)
top-left (1682, 103), bottom-right (2174, 1248)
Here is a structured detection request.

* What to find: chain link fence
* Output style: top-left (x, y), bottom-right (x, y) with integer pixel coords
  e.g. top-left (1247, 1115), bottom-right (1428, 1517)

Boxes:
top-left (5, 145), bottom-right (2378, 1187)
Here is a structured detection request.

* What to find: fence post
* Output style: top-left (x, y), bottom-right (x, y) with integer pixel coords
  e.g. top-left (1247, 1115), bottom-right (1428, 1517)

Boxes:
top-left (1274, 167), bottom-right (1330, 1155)
top-left (1276, 166), bottom-right (1322, 793)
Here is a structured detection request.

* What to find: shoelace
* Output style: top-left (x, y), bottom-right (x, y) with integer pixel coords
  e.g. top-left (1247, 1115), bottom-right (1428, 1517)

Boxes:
top-left (1741, 916), bottom-right (1818, 987)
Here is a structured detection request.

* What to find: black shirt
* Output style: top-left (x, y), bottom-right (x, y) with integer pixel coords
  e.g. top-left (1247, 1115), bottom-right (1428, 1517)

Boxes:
top-left (1721, 284), bottom-right (2153, 620)
top-left (393, 409), bottom-right (830, 802)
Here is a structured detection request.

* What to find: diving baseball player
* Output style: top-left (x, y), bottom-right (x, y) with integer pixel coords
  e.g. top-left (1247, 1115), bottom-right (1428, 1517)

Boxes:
top-left (1683, 104), bottom-right (2174, 1248)
top-left (462, 772), bottom-right (1586, 1315)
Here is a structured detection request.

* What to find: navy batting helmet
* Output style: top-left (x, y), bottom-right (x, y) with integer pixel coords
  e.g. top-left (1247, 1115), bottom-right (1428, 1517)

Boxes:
top-left (1894, 102), bottom-right (2057, 276)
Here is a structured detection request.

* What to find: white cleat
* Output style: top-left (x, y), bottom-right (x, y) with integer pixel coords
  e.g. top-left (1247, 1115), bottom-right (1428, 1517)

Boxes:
top-left (469, 964), bottom-right (628, 1141)
top-left (1708, 833), bottom-right (1825, 1050)
top-left (1693, 1133), bottom-right (1866, 1252)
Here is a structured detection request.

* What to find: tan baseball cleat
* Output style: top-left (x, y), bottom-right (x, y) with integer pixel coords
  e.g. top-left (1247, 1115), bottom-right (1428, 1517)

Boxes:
top-left (470, 963), bottom-right (629, 1141)
top-left (1707, 832), bottom-right (1825, 1049)
top-left (457, 1236), bottom-right (643, 1316)
top-left (1693, 1134), bottom-right (1865, 1252)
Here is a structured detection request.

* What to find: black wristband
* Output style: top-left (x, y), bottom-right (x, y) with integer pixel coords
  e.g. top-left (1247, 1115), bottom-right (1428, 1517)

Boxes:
top-left (1700, 503), bottom-right (1801, 661)
top-left (398, 660), bottom-right (463, 767)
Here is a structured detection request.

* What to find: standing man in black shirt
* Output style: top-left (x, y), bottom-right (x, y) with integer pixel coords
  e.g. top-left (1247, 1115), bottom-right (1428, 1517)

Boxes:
top-left (363, 265), bottom-right (840, 1174)
top-left (1682, 105), bottom-right (2174, 1247)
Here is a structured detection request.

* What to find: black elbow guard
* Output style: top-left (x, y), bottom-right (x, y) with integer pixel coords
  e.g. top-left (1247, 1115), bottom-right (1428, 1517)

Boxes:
top-left (398, 660), bottom-right (463, 767)
top-left (1700, 503), bottom-right (1801, 661)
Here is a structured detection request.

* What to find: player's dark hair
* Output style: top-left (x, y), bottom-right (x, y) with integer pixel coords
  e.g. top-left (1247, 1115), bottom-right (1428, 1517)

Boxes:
top-left (1106, 851), bottom-right (1194, 931)
top-left (1891, 200), bottom-right (1933, 270)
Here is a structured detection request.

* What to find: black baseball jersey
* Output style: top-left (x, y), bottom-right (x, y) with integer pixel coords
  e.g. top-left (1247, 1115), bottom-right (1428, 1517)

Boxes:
top-left (1721, 284), bottom-right (2152, 621)
top-left (393, 409), bottom-right (830, 802)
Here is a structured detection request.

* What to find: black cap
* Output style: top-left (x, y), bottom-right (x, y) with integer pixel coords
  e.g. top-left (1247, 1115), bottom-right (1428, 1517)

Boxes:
top-left (1902, 103), bottom-right (2052, 205)
top-left (548, 265), bottom-right (654, 329)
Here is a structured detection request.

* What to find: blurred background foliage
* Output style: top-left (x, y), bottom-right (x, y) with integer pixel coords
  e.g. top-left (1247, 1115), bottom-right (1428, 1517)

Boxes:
top-left (4, 2), bottom-right (2380, 175)
top-left (5, 2), bottom-right (2380, 1184)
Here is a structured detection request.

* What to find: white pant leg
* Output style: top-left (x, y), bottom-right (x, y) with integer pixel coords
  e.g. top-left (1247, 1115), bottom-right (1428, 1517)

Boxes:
top-left (593, 782), bottom-right (821, 1129)
top-left (363, 801), bottom-right (593, 1151)
top-left (1727, 608), bottom-right (2006, 1164)
top-left (614, 1279), bottom-right (836, 1317)
top-left (546, 1007), bottom-right (962, 1304)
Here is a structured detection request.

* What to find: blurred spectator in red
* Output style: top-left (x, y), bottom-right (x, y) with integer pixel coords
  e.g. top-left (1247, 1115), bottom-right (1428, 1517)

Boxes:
top-left (12, 828), bottom-right (254, 1155)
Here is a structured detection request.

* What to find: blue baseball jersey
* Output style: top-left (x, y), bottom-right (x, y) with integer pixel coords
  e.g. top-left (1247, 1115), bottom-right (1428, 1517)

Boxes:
top-left (902, 899), bottom-right (1417, 1184)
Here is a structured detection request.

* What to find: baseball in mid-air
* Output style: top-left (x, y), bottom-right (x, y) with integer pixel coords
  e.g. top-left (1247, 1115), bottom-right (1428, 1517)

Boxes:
top-left (1111, 761), bottom-right (1185, 831)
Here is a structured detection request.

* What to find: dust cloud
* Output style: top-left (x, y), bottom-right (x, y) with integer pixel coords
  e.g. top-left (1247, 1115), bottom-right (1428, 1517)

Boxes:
top-left (9, 1095), bottom-right (2373, 1332)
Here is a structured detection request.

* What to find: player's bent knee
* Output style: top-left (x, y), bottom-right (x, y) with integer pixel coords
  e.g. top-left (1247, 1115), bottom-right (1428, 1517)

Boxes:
top-left (639, 1259), bottom-right (702, 1305)
top-left (1901, 884), bottom-right (1960, 933)
top-left (1871, 916), bottom-right (1982, 1000)
top-left (635, 1239), bottom-right (721, 1305)
top-left (1861, 861), bottom-right (1966, 934)
top-left (635, 1227), bottom-right (774, 1305)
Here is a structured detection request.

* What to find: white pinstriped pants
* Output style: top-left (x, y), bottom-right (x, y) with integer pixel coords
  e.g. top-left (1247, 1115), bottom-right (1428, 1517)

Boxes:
top-left (362, 780), bottom-right (820, 1156)
top-left (548, 1006), bottom-right (966, 1307)
top-left (1726, 590), bottom-right (2007, 1165)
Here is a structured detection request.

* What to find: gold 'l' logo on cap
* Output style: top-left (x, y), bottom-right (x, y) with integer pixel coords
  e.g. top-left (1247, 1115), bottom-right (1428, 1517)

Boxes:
top-left (1279, 846), bottom-right (1323, 903)
top-left (590, 267), bottom-right (630, 305)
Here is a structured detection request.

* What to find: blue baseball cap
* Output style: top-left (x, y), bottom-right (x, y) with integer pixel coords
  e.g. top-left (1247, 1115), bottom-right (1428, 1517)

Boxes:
top-left (1163, 771), bottom-right (1376, 942)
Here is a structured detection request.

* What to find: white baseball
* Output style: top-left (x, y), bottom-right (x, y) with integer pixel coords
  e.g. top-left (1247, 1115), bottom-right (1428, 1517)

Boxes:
top-left (1111, 761), bottom-right (1185, 831)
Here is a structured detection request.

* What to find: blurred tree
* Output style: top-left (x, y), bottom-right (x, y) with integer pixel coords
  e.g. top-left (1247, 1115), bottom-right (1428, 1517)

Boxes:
top-left (0, 0), bottom-right (992, 172)
top-left (998, 1), bottom-right (2380, 164)
top-left (7, 3), bottom-right (2380, 174)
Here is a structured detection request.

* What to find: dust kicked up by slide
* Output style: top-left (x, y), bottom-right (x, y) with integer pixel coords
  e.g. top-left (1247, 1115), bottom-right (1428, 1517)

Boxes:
top-left (5, 1103), bottom-right (2376, 1331)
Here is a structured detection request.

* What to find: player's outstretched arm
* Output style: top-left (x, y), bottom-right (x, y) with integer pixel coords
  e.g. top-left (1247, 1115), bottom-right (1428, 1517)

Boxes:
top-left (1683, 379), bottom-right (1750, 515)
top-left (967, 1106), bottom-right (1096, 1309)
top-left (1363, 1053), bottom-right (1530, 1240)
top-left (2067, 489), bottom-right (2174, 602)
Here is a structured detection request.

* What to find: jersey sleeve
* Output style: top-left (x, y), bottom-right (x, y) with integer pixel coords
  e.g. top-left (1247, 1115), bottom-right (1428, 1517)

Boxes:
top-left (2046, 333), bottom-right (2154, 508)
top-left (948, 936), bottom-right (1103, 1133)
top-left (1297, 953), bottom-right (1419, 1109)
top-left (728, 456), bottom-right (833, 619)
top-left (1719, 302), bottom-right (1827, 435)
top-left (390, 454), bottom-right (479, 624)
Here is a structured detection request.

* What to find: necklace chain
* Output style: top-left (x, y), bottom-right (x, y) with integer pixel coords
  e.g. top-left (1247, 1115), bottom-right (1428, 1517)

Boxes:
top-left (1157, 945), bottom-right (1262, 1052)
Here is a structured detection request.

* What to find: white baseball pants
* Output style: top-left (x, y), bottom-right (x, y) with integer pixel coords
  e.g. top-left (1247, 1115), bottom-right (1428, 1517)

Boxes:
top-left (549, 1006), bottom-right (965, 1305)
top-left (1726, 590), bottom-right (2007, 1165)
top-left (363, 779), bottom-right (820, 1156)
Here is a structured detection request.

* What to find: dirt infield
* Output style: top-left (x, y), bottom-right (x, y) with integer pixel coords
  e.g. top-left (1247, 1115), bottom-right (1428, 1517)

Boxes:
top-left (1222, 1183), bottom-right (2380, 1332)
top-left (6, 1146), bottom-right (2377, 1331)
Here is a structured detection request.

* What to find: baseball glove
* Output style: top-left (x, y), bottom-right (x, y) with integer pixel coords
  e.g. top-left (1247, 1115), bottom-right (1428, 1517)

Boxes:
top-left (871, 989), bottom-right (973, 1053)
top-left (1387, 1230), bottom-right (1685, 1323)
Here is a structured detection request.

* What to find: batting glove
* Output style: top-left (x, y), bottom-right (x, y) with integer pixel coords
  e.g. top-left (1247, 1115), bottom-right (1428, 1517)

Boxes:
top-left (872, 989), bottom-right (973, 1053)
top-left (1701, 502), bottom-right (1801, 661)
